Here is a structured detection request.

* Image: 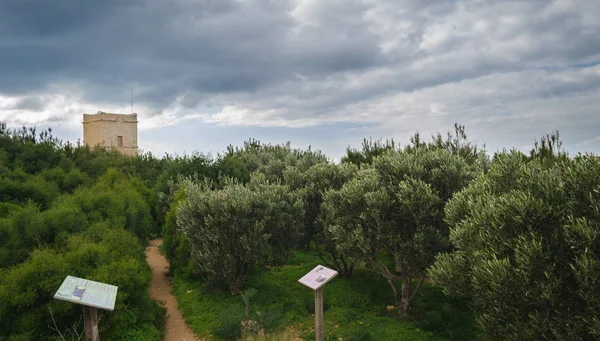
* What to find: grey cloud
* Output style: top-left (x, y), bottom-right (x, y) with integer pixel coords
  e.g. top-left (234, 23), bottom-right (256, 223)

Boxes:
top-left (0, 1), bottom-right (140, 38)
top-left (13, 96), bottom-right (45, 112)
top-left (0, 0), bottom-right (599, 154)
top-left (0, 0), bottom-right (386, 103)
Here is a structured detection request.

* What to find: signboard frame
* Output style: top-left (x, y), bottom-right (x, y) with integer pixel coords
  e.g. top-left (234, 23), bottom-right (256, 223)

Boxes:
top-left (298, 264), bottom-right (338, 291)
top-left (298, 265), bottom-right (338, 341)
top-left (53, 276), bottom-right (119, 341)
top-left (54, 275), bottom-right (118, 311)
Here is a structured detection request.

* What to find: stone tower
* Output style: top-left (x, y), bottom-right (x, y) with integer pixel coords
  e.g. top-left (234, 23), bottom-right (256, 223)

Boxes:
top-left (82, 112), bottom-right (138, 156)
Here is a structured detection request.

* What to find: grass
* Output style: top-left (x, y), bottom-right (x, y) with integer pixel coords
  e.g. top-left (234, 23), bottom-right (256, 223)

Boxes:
top-left (239, 327), bottom-right (301, 341)
top-left (172, 248), bottom-right (478, 340)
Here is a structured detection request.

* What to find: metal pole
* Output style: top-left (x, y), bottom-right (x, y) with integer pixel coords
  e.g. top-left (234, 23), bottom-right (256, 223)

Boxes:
top-left (315, 287), bottom-right (323, 341)
top-left (83, 305), bottom-right (99, 341)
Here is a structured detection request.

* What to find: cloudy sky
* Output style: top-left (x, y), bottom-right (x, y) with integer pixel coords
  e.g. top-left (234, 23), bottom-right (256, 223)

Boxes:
top-left (1, 0), bottom-right (599, 159)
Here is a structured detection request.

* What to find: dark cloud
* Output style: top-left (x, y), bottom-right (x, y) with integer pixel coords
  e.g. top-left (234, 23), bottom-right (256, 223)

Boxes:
top-left (0, 0), bottom-right (388, 104)
top-left (0, 0), bottom-right (599, 155)
top-left (13, 96), bottom-right (45, 112)
top-left (0, 1), bottom-right (139, 37)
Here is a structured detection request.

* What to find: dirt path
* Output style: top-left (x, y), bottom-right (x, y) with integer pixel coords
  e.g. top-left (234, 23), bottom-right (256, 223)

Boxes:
top-left (146, 239), bottom-right (200, 341)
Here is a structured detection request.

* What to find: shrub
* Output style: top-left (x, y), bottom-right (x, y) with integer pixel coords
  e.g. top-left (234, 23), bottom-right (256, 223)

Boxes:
top-left (0, 124), bottom-right (164, 340)
top-left (324, 148), bottom-right (477, 315)
top-left (212, 305), bottom-right (243, 340)
top-left (429, 152), bottom-right (600, 340)
top-left (0, 173), bottom-right (60, 209)
top-left (284, 162), bottom-right (358, 275)
top-left (162, 189), bottom-right (194, 276)
top-left (177, 176), bottom-right (303, 294)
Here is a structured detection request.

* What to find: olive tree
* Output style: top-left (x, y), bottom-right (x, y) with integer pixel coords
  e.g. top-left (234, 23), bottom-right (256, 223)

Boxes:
top-left (324, 148), bottom-right (476, 315)
top-left (429, 152), bottom-right (600, 340)
top-left (341, 138), bottom-right (396, 167)
top-left (343, 124), bottom-right (490, 172)
top-left (218, 139), bottom-right (327, 183)
top-left (177, 176), bottom-right (303, 294)
top-left (283, 162), bottom-right (358, 275)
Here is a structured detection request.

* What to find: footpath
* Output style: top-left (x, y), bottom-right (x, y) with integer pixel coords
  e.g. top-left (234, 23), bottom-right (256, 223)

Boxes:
top-left (146, 239), bottom-right (200, 341)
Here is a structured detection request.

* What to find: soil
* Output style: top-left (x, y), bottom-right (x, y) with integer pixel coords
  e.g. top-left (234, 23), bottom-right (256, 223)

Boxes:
top-left (146, 239), bottom-right (201, 341)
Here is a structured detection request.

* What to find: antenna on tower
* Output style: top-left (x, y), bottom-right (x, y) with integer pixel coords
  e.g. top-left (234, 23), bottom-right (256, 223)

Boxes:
top-left (131, 89), bottom-right (133, 114)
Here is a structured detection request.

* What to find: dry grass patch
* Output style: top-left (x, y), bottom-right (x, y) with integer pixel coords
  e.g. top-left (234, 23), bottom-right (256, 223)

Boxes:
top-left (240, 326), bottom-right (301, 341)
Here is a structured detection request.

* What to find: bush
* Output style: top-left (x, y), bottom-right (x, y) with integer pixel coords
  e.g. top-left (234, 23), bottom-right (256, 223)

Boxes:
top-left (212, 305), bottom-right (243, 340)
top-left (0, 172), bottom-right (60, 209)
top-left (0, 249), bottom-right (69, 338)
top-left (324, 148), bottom-right (477, 315)
top-left (177, 176), bottom-right (303, 294)
top-left (345, 327), bottom-right (372, 341)
top-left (283, 162), bottom-right (358, 275)
top-left (429, 152), bottom-right (600, 340)
top-left (0, 124), bottom-right (165, 340)
top-left (0, 224), bottom-right (164, 340)
top-left (39, 167), bottom-right (89, 192)
top-left (58, 170), bottom-right (153, 242)
top-left (162, 189), bottom-right (194, 276)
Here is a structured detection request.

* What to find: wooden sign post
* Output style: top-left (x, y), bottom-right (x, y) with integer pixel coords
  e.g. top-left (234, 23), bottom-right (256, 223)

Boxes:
top-left (53, 276), bottom-right (118, 341)
top-left (299, 265), bottom-right (338, 341)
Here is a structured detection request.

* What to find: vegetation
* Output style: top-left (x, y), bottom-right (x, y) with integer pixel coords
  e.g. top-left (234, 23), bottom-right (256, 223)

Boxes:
top-left (161, 128), bottom-right (487, 340)
top-left (2, 120), bottom-right (598, 341)
top-left (165, 127), bottom-right (598, 341)
top-left (286, 162), bottom-right (359, 274)
top-left (173, 248), bottom-right (477, 341)
top-left (323, 147), bottom-right (478, 316)
top-left (177, 176), bottom-right (304, 294)
top-left (429, 148), bottom-right (600, 340)
top-left (0, 125), bottom-right (166, 340)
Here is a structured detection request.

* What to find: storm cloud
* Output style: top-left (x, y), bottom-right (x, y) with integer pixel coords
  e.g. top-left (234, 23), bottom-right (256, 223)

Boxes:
top-left (0, 0), bottom-right (599, 157)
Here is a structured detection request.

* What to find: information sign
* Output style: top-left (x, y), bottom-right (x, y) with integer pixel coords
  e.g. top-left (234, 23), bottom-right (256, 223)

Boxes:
top-left (298, 264), bottom-right (338, 291)
top-left (54, 276), bottom-right (118, 311)
top-left (299, 265), bottom-right (338, 341)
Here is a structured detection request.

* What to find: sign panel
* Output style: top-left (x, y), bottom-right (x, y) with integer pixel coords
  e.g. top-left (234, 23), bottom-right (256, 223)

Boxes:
top-left (54, 276), bottom-right (118, 311)
top-left (298, 264), bottom-right (338, 291)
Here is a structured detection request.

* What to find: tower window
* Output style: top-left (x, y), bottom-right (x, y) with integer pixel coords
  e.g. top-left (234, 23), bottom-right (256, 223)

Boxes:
top-left (117, 136), bottom-right (123, 147)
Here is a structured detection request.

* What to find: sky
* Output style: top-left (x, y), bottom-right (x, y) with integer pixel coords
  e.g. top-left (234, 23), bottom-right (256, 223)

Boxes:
top-left (0, 0), bottom-right (599, 160)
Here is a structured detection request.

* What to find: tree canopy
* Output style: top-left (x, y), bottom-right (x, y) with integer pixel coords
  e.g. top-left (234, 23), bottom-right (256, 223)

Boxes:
top-left (430, 152), bottom-right (600, 340)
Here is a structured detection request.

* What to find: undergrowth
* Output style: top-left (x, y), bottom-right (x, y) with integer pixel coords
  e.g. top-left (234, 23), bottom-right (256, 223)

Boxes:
top-left (173, 248), bottom-right (478, 340)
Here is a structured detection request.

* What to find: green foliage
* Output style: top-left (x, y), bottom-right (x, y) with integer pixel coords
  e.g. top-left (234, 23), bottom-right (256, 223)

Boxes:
top-left (177, 175), bottom-right (304, 293)
top-left (0, 170), bottom-right (60, 209)
top-left (0, 123), bottom-right (165, 340)
top-left (162, 189), bottom-right (194, 276)
top-left (529, 130), bottom-right (567, 166)
top-left (8, 120), bottom-right (595, 341)
top-left (117, 324), bottom-right (162, 341)
top-left (341, 138), bottom-right (396, 167)
top-left (284, 162), bottom-right (358, 274)
top-left (39, 167), bottom-right (89, 192)
top-left (173, 249), bottom-right (460, 341)
top-left (342, 125), bottom-right (489, 172)
top-left (55, 170), bottom-right (154, 242)
top-left (0, 202), bottom-right (22, 218)
top-left (324, 148), bottom-right (477, 315)
top-left (344, 327), bottom-right (372, 341)
top-left (213, 305), bottom-right (244, 340)
top-left (429, 152), bottom-right (600, 340)
top-left (0, 249), bottom-right (67, 337)
top-left (153, 152), bottom-right (217, 226)
top-left (411, 285), bottom-right (479, 340)
top-left (0, 211), bottom-right (164, 340)
top-left (217, 139), bottom-right (328, 183)
top-left (425, 123), bottom-right (490, 171)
